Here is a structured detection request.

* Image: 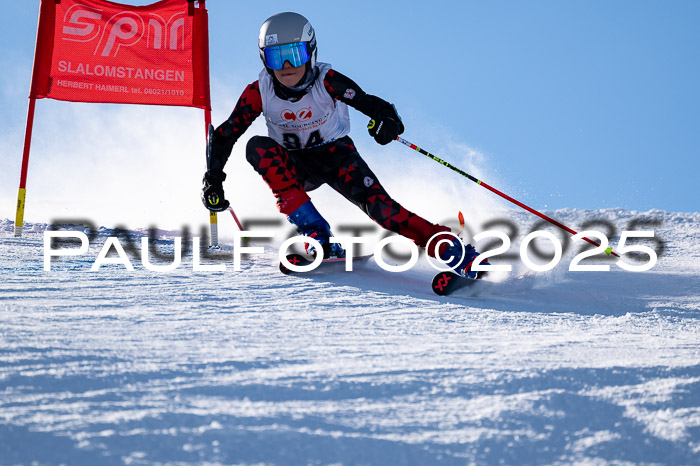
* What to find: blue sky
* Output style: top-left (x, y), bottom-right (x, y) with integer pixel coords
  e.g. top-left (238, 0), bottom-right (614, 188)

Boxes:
top-left (1, 0), bottom-right (698, 230)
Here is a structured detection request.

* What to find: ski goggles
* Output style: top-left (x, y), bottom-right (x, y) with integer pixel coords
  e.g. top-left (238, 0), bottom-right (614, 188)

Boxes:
top-left (263, 42), bottom-right (312, 70)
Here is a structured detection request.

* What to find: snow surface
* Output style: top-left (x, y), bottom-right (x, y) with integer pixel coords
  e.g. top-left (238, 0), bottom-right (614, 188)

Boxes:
top-left (1, 208), bottom-right (699, 464)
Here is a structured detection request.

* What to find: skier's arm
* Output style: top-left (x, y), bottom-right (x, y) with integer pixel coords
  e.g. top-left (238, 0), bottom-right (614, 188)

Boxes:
top-left (202, 81), bottom-right (262, 211)
top-left (323, 69), bottom-right (404, 145)
top-left (208, 81), bottom-right (263, 171)
top-left (323, 69), bottom-right (392, 117)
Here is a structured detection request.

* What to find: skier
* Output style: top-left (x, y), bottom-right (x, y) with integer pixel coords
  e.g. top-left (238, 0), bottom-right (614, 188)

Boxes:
top-left (202, 12), bottom-right (485, 277)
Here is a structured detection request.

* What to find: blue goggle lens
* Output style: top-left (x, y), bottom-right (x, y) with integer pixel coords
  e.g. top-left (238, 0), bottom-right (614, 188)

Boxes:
top-left (263, 42), bottom-right (311, 70)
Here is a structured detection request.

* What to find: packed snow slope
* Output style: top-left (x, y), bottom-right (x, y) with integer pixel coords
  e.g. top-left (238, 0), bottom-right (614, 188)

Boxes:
top-left (1, 208), bottom-right (699, 464)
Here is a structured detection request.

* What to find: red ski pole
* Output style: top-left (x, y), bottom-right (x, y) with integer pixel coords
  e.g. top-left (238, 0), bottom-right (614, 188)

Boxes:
top-left (396, 136), bottom-right (619, 257)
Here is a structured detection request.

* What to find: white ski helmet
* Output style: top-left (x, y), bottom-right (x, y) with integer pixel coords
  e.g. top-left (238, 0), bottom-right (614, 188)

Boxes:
top-left (258, 12), bottom-right (317, 71)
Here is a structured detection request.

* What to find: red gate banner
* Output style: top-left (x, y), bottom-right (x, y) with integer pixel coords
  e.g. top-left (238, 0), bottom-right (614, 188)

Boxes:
top-left (30, 0), bottom-right (210, 109)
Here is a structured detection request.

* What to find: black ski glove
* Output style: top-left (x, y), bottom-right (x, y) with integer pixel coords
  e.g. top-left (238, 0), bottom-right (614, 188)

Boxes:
top-left (367, 104), bottom-right (405, 145)
top-left (201, 169), bottom-right (230, 212)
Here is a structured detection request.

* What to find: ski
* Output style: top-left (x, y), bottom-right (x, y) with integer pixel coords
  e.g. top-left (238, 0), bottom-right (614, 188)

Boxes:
top-left (280, 253), bottom-right (374, 275)
top-left (431, 270), bottom-right (489, 296)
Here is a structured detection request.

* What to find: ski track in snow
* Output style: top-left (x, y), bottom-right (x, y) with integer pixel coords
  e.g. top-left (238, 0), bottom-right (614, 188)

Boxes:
top-left (1, 209), bottom-right (699, 464)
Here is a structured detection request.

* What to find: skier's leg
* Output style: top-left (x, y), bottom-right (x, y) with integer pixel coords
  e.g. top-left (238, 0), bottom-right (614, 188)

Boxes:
top-left (245, 136), bottom-right (311, 215)
top-left (301, 137), bottom-right (451, 257)
top-left (246, 136), bottom-right (343, 258)
top-left (313, 138), bottom-right (488, 275)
